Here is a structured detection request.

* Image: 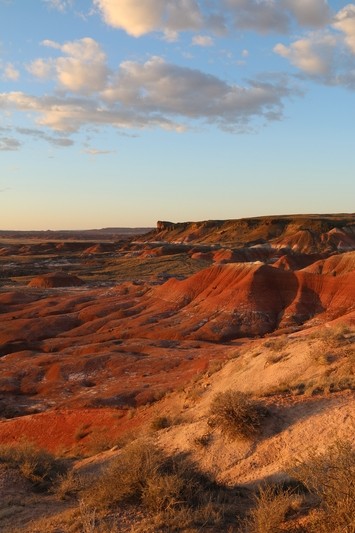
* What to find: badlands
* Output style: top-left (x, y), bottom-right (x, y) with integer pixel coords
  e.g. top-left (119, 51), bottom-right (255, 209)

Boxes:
top-left (0, 214), bottom-right (354, 532)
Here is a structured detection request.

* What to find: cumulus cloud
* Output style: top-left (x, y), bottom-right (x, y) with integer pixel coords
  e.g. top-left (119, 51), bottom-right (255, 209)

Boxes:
top-left (224, 0), bottom-right (331, 34)
top-left (284, 0), bottom-right (331, 27)
top-left (274, 33), bottom-right (337, 75)
top-left (333, 4), bottom-right (355, 53)
top-left (2, 63), bottom-right (20, 81)
top-left (93, 0), bottom-right (332, 37)
top-left (192, 35), bottom-right (214, 46)
top-left (27, 37), bottom-right (109, 93)
top-left (93, 0), bottom-right (223, 37)
top-left (274, 4), bottom-right (355, 89)
top-left (1, 56), bottom-right (296, 134)
top-left (224, 0), bottom-right (289, 34)
top-left (27, 58), bottom-right (53, 79)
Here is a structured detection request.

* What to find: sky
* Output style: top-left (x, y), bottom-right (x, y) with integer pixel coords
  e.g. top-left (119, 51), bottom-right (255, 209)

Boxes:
top-left (0, 0), bottom-right (354, 230)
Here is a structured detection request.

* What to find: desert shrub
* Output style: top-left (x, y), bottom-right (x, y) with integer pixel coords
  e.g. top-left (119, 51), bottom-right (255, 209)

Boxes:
top-left (244, 485), bottom-right (298, 533)
top-left (85, 428), bottom-right (117, 455)
top-left (54, 470), bottom-right (84, 500)
top-left (263, 336), bottom-right (288, 352)
top-left (81, 438), bottom-right (238, 530)
top-left (209, 390), bottom-right (269, 440)
top-left (82, 439), bottom-right (209, 511)
top-left (291, 441), bottom-right (355, 532)
top-left (150, 415), bottom-right (171, 431)
top-left (0, 441), bottom-right (65, 489)
top-left (193, 433), bottom-right (212, 448)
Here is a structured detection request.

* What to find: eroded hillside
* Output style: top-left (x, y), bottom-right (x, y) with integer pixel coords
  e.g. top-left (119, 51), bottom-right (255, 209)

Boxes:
top-left (0, 214), bottom-right (354, 532)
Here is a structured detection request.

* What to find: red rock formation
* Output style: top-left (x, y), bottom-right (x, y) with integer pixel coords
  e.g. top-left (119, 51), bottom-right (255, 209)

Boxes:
top-left (28, 272), bottom-right (84, 288)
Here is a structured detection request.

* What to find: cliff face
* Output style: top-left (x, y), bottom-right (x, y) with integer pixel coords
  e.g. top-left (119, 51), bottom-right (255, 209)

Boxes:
top-left (151, 215), bottom-right (355, 254)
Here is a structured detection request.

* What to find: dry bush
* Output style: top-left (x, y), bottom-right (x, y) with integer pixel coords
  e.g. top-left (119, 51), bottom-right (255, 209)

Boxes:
top-left (193, 433), bottom-right (212, 448)
top-left (309, 325), bottom-right (354, 364)
top-left (82, 440), bottom-right (208, 511)
top-left (81, 438), bottom-right (240, 530)
top-left (263, 336), bottom-right (288, 352)
top-left (150, 415), bottom-right (171, 431)
top-left (54, 470), bottom-right (84, 500)
top-left (243, 485), bottom-right (298, 533)
top-left (291, 440), bottom-right (355, 533)
top-left (0, 441), bottom-right (65, 490)
top-left (209, 390), bottom-right (269, 440)
top-left (85, 428), bottom-right (117, 455)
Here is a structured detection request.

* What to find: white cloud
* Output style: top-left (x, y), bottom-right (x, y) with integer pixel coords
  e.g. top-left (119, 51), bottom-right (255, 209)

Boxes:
top-left (27, 58), bottom-right (53, 79)
top-left (27, 38), bottom-right (109, 94)
top-left (0, 57), bottom-right (295, 134)
top-left (93, 0), bottom-right (333, 38)
top-left (41, 39), bottom-right (61, 49)
top-left (2, 63), bottom-right (20, 81)
top-left (273, 5), bottom-right (355, 89)
top-left (93, 0), bottom-right (204, 37)
top-left (274, 33), bottom-right (337, 75)
top-left (333, 4), bottom-right (355, 53)
top-left (192, 35), bottom-right (214, 46)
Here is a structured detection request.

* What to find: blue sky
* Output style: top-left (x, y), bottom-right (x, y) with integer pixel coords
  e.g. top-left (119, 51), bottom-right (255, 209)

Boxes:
top-left (0, 0), bottom-right (354, 230)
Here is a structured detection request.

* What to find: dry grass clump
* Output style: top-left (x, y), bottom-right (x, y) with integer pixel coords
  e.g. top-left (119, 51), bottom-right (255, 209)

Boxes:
top-left (209, 390), bottom-right (269, 440)
top-left (80, 438), bottom-right (240, 530)
top-left (0, 441), bottom-right (65, 490)
top-left (82, 439), bottom-right (206, 510)
top-left (291, 440), bottom-right (355, 533)
top-left (54, 470), bottom-right (85, 500)
top-left (263, 336), bottom-right (289, 352)
top-left (243, 485), bottom-right (300, 533)
top-left (150, 415), bottom-right (171, 431)
top-left (309, 324), bottom-right (354, 364)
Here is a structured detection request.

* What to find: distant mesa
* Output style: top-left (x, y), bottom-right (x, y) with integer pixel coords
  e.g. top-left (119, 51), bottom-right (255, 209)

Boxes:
top-left (153, 215), bottom-right (355, 254)
top-left (28, 272), bottom-right (85, 288)
top-left (156, 220), bottom-right (176, 232)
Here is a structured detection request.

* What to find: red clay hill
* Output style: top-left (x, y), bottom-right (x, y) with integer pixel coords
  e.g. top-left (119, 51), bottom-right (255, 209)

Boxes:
top-left (0, 213), bottom-right (354, 455)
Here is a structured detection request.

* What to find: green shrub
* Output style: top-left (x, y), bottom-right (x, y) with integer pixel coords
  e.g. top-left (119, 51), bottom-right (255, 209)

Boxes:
top-left (209, 390), bottom-right (269, 440)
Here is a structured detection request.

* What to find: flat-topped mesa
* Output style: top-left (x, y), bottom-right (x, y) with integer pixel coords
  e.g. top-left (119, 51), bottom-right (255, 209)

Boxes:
top-left (153, 214), bottom-right (355, 252)
top-left (156, 221), bottom-right (175, 232)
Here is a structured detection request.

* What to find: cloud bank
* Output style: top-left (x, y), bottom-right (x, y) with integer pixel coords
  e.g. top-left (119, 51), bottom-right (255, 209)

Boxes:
top-left (93, 0), bottom-right (331, 37)
top-left (1, 45), bottom-right (296, 135)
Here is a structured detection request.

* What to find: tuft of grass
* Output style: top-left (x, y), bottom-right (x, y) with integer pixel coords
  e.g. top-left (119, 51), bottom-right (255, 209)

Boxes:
top-left (209, 390), bottom-right (269, 440)
top-left (243, 485), bottom-right (299, 533)
top-left (80, 438), bottom-right (241, 530)
top-left (290, 440), bottom-right (355, 533)
top-left (150, 416), bottom-right (171, 431)
top-left (263, 336), bottom-right (289, 352)
top-left (0, 441), bottom-right (65, 490)
top-left (193, 433), bottom-right (212, 448)
top-left (54, 470), bottom-right (84, 500)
